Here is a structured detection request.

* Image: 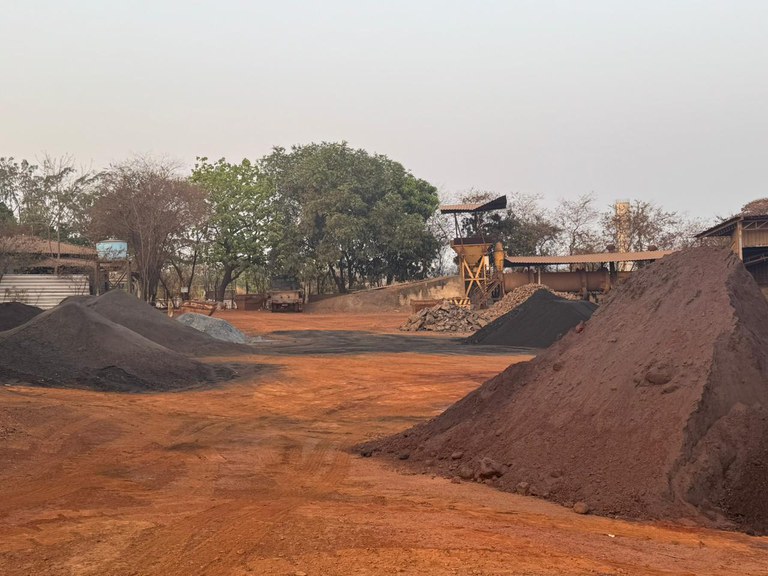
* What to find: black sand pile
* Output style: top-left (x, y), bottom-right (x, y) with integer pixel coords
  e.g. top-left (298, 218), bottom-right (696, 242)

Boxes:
top-left (0, 301), bottom-right (232, 392)
top-left (465, 290), bottom-right (597, 348)
top-left (0, 302), bottom-right (42, 331)
top-left (83, 290), bottom-right (251, 355)
top-left (365, 247), bottom-right (768, 534)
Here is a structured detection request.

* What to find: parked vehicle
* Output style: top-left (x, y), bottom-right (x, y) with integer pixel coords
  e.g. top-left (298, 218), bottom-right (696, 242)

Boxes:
top-left (267, 277), bottom-right (304, 312)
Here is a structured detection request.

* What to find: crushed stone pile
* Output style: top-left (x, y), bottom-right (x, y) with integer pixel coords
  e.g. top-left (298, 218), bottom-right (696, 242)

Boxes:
top-left (82, 290), bottom-right (251, 355)
top-left (176, 313), bottom-right (248, 344)
top-left (0, 300), bottom-right (232, 392)
top-left (366, 247), bottom-right (768, 534)
top-left (401, 284), bottom-right (581, 333)
top-left (0, 302), bottom-right (42, 331)
top-left (400, 301), bottom-right (487, 332)
top-left (466, 290), bottom-right (597, 348)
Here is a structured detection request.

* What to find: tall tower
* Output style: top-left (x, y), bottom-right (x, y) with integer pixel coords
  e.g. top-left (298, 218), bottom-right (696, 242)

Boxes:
top-left (615, 200), bottom-right (631, 271)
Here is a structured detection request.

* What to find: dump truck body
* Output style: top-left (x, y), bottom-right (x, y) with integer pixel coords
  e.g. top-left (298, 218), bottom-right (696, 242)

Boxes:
top-left (267, 278), bottom-right (304, 312)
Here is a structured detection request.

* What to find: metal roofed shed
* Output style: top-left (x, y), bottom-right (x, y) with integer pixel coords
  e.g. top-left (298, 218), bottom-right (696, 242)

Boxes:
top-left (439, 195), bottom-right (508, 214)
top-left (696, 210), bottom-right (768, 291)
top-left (1, 235), bottom-right (96, 275)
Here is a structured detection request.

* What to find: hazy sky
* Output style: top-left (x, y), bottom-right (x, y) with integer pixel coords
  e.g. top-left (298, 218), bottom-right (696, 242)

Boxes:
top-left (2, 1), bottom-right (766, 219)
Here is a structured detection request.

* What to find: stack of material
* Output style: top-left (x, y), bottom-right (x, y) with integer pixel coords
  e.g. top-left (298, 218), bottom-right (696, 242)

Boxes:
top-left (82, 290), bottom-right (251, 355)
top-left (368, 247), bottom-right (768, 534)
top-left (401, 284), bottom-right (582, 333)
top-left (177, 313), bottom-right (248, 344)
top-left (400, 301), bottom-right (487, 333)
top-left (0, 301), bottom-right (231, 392)
top-left (0, 302), bottom-right (42, 331)
top-left (481, 284), bottom-right (578, 320)
top-left (467, 291), bottom-right (597, 348)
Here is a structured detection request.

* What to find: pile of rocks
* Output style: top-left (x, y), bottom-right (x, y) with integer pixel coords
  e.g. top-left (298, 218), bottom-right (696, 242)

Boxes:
top-left (401, 284), bottom-right (580, 333)
top-left (400, 301), bottom-right (488, 333)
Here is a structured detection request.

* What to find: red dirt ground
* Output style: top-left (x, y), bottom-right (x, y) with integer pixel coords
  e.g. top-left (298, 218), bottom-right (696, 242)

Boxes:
top-left (1, 310), bottom-right (767, 575)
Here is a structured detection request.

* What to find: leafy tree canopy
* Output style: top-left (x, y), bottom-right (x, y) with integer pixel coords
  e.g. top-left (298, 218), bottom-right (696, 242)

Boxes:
top-left (262, 142), bottom-right (440, 291)
top-left (190, 157), bottom-right (274, 300)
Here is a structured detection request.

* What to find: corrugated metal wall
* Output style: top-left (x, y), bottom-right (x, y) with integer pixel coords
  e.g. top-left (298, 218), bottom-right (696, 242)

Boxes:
top-left (743, 230), bottom-right (768, 248)
top-left (0, 274), bottom-right (90, 309)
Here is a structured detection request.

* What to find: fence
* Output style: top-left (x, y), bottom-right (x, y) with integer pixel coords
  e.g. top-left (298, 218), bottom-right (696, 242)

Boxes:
top-left (0, 274), bottom-right (90, 309)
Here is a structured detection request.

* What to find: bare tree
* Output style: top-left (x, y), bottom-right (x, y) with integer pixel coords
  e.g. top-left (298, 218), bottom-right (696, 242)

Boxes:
top-left (741, 198), bottom-right (768, 215)
top-left (89, 158), bottom-right (208, 302)
top-left (166, 222), bottom-right (209, 300)
top-left (554, 193), bottom-right (601, 255)
top-left (600, 199), bottom-right (701, 253)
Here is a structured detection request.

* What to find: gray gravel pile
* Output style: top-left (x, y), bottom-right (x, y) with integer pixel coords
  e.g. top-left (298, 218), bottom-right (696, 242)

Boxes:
top-left (176, 313), bottom-right (248, 344)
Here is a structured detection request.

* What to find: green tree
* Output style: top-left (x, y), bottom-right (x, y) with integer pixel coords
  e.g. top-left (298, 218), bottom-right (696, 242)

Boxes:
top-left (0, 202), bottom-right (15, 226)
top-left (190, 157), bottom-right (274, 302)
top-left (0, 157), bottom-right (36, 219)
top-left (0, 156), bottom-right (97, 247)
top-left (262, 142), bottom-right (439, 293)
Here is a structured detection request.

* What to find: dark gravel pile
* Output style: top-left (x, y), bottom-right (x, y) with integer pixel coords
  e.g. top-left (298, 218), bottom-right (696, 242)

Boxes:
top-left (0, 302), bottom-right (43, 331)
top-left (0, 301), bottom-right (232, 392)
top-left (83, 290), bottom-right (251, 355)
top-left (465, 290), bottom-right (596, 348)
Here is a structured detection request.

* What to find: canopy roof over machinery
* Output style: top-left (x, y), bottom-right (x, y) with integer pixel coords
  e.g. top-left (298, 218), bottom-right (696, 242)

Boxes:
top-left (439, 195), bottom-right (508, 215)
top-left (438, 195), bottom-right (508, 307)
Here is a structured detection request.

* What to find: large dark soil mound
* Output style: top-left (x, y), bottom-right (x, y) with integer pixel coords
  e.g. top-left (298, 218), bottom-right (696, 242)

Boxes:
top-left (0, 302), bottom-right (42, 331)
top-left (83, 291), bottom-right (251, 355)
top-left (465, 290), bottom-right (597, 347)
top-left (366, 247), bottom-right (768, 534)
top-left (0, 301), bottom-right (232, 392)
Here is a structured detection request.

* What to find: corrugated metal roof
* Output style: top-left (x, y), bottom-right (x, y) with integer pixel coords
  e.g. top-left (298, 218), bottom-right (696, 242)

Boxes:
top-left (504, 250), bottom-right (674, 266)
top-left (440, 202), bottom-right (485, 213)
top-left (4, 235), bottom-right (96, 257)
top-left (695, 214), bottom-right (768, 238)
top-left (29, 257), bottom-right (97, 269)
top-left (440, 195), bottom-right (507, 214)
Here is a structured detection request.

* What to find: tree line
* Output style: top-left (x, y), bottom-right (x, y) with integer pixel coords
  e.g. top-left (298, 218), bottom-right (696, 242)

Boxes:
top-left (1, 143), bottom-right (709, 302)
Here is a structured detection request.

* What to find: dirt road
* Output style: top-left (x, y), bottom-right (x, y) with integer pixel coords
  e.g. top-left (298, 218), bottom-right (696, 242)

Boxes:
top-left (1, 311), bottom-right (767, 575)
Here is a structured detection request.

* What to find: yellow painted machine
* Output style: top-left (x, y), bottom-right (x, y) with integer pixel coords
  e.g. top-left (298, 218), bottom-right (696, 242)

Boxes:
top-left (440, 195), bottom-right (507, 308)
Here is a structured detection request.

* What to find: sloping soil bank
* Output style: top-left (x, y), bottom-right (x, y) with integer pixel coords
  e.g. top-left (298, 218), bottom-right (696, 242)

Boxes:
top-left (0, 302), bottom-right (42, 331)
top-left (364, 247), bottom-right (768, 534)
top-left (0, 301), bottom-right (234, 392)
top-left (465, 290), bottom-right (597, 348)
